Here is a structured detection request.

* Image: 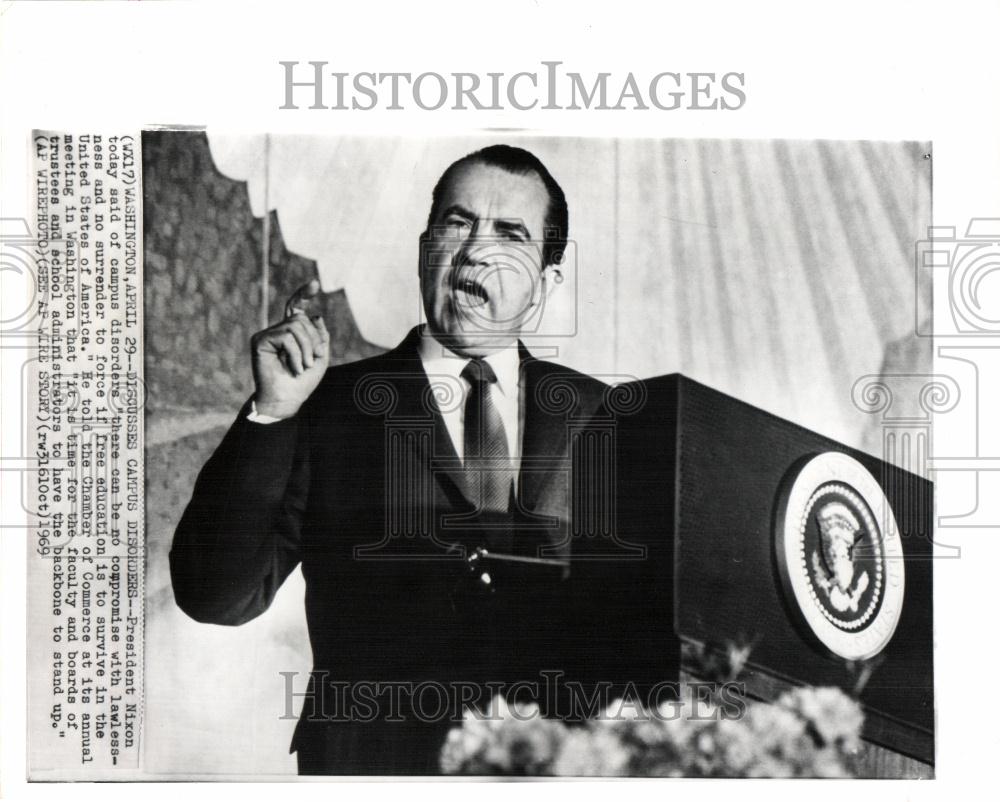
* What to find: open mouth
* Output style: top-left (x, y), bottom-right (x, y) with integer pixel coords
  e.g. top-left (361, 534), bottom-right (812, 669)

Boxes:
top-left (451, 275), bottom-right (489, 307)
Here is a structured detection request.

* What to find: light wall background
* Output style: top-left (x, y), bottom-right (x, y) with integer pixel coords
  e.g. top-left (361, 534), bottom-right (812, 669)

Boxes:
top-left (208, 133), bottom-right (932, 452)
top-left (142, 132), bottom-right (930, 775)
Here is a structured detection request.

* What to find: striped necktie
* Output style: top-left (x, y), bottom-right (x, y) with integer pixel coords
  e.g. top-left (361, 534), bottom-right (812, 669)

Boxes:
top-left (461, 358), bottom-right (514, 515)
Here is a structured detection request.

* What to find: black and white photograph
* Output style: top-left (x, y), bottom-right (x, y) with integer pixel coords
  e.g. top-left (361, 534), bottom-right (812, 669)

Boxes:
top-left (139, 131), bottom-right (933, 777)
top-left (5, 1), bottom-right (1000, 798)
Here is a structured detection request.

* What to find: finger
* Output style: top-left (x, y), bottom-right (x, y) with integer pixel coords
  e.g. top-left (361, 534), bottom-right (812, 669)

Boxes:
top-left (285, 316), bottom-right (318, 369)
top-left (284, 278), bottom-right (321, 318)
top-left (285, 279), bottom-right (319, 317)
top-left (298, 313), bottom-right (326, 358)
top-left (311, 315), bottom-right (329, 357)
top-left (275, 330), bottom-right (305, 376)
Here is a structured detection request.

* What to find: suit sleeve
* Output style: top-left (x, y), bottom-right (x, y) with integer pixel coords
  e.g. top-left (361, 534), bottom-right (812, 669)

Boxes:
top-left (169, 399), bottom-right (310, 626)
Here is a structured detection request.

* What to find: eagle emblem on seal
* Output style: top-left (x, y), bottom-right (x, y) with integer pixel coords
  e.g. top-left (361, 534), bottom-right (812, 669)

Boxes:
top-left (810, 501), bottom-right (870, 614)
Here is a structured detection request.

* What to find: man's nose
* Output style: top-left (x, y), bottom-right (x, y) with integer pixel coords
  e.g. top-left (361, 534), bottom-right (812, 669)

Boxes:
top-left (454, 222), bottom-right (492, 267)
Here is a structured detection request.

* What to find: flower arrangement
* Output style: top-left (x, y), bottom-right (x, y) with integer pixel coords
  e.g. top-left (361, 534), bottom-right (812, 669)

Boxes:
top-left (439, 685), bottom-right (864, 778)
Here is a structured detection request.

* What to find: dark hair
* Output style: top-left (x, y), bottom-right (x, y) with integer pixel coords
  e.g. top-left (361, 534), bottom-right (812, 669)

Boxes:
top-left (426, 144), bottom-right (568, 268)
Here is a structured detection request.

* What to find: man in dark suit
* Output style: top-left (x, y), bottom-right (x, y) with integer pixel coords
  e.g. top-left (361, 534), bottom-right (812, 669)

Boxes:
top-left (170, 145), bottom-right (626, 775)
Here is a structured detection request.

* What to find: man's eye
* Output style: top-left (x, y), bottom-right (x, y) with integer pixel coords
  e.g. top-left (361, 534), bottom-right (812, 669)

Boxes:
top-left (445, 217), bottom-right (470, 228)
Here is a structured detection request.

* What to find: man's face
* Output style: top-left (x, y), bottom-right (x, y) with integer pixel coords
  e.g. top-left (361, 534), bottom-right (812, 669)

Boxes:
top-left (419, 161), bottom-right (554, 356)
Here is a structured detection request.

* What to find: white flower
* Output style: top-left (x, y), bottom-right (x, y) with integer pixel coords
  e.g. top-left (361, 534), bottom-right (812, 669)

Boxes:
top-left (776, 686), bottom-right (864, 749)
top-left (599, 696), bottom-right (646, 723)
top-left (441, 688), bottom-right (862, 778)
top-left (713, 718), bottom-right (756, 775)
top-left (552, 727), bottom-right (630, 777)
top-left (439, 694), bottom-right (567, 775)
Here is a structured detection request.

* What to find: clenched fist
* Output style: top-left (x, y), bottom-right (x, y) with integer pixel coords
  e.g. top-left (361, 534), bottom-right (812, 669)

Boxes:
top-left (251, 279), bottom-right (330, 420)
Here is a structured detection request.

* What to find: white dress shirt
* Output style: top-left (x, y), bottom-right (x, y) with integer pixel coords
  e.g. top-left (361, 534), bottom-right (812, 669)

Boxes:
top-left (416, 330), bottom-right (521, 467)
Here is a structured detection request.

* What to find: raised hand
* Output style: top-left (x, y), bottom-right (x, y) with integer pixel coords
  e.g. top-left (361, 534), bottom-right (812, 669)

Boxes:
top-left (250, 279), bottom-right (330, 419)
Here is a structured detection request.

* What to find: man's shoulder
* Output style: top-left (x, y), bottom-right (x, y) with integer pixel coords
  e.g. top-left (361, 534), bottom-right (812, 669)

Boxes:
top-left (524, 355), bottom-right (604, 387)
top-left (521, 353), bottom-right (608, 417)
top-left (301, 336), bottom-right (428, 422)
top-left (308, 348), bottom-right (411, 401)
top-left (322, 349), bottom-right (401, 381)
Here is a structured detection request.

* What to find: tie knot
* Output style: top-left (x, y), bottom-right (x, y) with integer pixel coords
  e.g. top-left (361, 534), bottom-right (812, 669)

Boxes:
top-left (461, 358), bottom-right (497, 387)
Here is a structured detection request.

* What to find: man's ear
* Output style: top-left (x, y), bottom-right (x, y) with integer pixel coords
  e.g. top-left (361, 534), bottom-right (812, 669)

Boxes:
top-left (540, 263), bottom-right (563, 303)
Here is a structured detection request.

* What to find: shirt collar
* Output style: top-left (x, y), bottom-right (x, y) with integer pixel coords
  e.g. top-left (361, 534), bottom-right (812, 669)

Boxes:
top-left (416, 326), bottom-right (521, 399)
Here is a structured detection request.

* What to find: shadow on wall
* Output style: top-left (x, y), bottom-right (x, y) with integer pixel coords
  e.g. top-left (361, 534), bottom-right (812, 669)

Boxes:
top-left (141, 130), bottom-right (385, 774)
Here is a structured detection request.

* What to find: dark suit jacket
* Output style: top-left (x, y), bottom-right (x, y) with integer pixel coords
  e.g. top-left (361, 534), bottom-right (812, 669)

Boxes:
top-left (170, 328), bottom-right (641, 774)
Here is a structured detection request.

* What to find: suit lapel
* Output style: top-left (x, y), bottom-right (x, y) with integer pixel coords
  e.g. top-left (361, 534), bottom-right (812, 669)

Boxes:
top-left (517, 346), bottom-right (572, 522)
top-left (382, 329), bottom-right (472, 511)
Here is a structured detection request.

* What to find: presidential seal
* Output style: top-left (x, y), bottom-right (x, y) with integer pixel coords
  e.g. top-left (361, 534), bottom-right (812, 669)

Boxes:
top-left (775, 452), bottom-right (905, 660)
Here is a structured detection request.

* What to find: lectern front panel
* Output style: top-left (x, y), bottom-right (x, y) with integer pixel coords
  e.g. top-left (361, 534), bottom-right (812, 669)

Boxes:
top-left (612, 374), bottom-right (933, 765)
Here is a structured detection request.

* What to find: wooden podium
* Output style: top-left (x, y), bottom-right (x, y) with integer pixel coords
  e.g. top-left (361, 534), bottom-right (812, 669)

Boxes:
top-left (602, 374), bottom-right (933, 778)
